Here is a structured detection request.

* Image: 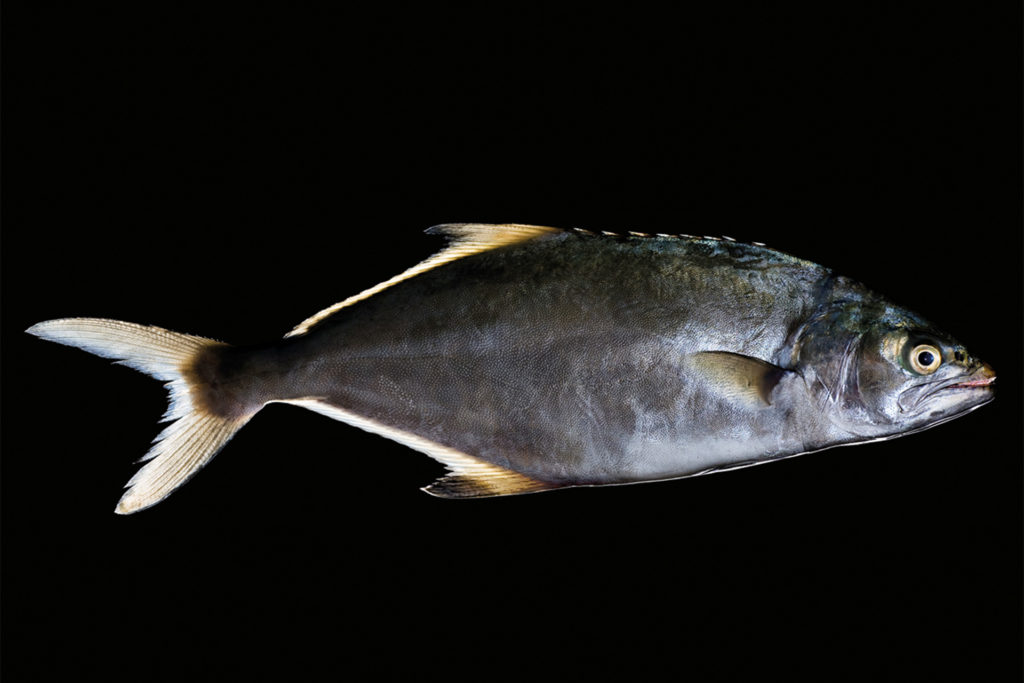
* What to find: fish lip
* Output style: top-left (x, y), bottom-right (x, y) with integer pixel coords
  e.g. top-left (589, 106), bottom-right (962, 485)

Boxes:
top-left (938, 362), bottom-right (997, 392)
top-left (945, 375), bottom-right (996, 390)
top-left (920, 364), bottom-right (996, 404)
top-left (900, 363), bottom-right (996, 414)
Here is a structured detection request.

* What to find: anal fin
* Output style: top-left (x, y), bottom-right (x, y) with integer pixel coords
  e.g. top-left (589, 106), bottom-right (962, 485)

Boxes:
top-left (423, 464), bottom-right (558, 499)
top-left (278, 398), bottom-right (559, 498)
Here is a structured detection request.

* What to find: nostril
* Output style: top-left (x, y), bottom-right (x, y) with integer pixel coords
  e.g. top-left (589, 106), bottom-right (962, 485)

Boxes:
top-left (954, 350), bottom-right (965, 362)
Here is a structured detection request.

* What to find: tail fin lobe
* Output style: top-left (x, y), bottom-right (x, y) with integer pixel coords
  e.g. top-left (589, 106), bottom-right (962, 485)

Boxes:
top-left (118, 410), bottom-right (252, 514)
top-left (26, 318), bottom-right (257, 514)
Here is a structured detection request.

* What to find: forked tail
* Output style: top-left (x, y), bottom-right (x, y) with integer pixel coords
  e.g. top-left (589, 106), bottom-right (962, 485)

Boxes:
top-left (26, 318), bottom-right (260, 514)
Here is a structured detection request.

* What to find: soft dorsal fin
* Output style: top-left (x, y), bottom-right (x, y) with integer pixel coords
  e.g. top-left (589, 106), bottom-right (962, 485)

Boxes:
top-left (685, 351), bottom-right (789, 407)
top-left (286, 223), bottom-right (560, 338)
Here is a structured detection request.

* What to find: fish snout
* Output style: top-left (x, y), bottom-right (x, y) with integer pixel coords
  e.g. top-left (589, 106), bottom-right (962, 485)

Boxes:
top-left (953, 361), bottom-right (996, 389)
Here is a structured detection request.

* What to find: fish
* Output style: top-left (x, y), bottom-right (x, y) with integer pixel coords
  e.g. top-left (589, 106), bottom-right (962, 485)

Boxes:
top-left (26, 223), bottom-right (996, 514)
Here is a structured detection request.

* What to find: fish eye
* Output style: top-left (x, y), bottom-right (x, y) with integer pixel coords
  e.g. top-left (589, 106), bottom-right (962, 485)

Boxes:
top-left (908, 343), bottom-right (942, 374)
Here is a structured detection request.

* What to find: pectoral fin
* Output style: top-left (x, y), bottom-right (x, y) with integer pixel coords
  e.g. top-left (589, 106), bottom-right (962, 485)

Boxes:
top-left (686, 351), bottom-right (788, 407)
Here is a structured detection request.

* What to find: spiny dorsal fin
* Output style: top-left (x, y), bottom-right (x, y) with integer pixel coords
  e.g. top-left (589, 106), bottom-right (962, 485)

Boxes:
top-left (286, 223), bottom-right (560, 338)
top-left (685, 351), bottom-right (788, 407)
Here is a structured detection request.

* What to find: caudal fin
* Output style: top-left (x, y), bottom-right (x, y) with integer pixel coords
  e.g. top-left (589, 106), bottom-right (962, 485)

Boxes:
top-left (26, 318), bottom-right (257, 514)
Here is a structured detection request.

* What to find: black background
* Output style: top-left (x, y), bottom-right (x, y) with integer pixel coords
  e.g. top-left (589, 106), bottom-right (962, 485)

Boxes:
top-left (3, 4), bottom-right (1021, 681)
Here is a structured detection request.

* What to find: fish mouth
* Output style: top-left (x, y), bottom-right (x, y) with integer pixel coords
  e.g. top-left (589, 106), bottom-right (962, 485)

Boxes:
top-left (900, 362), bottom-right (996, 414)
top-left (923, 362), bottom-right (997, 411)
top-left (939, 362), bottom-right (997, 392)
top-left (945, 371), bottom-right (996, 390)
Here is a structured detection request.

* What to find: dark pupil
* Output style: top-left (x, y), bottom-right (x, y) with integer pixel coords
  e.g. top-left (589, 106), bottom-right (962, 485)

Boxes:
top-left (917, 350), bottom-right (935, 367)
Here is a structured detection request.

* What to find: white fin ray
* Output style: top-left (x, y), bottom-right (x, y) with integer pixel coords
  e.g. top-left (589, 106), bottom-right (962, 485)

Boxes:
top-left (118, 412), bottom-right (251, 513)
top-left (26, 318), bottom-right (255, 514)
top-left (285, 223), bottom-right (559, 338)
top-left (26, 318), bottom-right (216, 381)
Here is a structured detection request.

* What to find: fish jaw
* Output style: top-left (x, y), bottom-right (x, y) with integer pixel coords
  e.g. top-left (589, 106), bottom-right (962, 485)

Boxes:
top-left (946, 362), bottom-right (996, 390)
top-left (928, 362), bottom-right (996, 400)
top-left (911, 362), bottom-right (997, 422)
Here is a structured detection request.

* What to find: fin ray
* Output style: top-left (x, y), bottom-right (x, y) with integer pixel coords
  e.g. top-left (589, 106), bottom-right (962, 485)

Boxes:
top-left (119, 412), bottom-right (250, 513)
top-left (423, 470), bottom-right (556, 499)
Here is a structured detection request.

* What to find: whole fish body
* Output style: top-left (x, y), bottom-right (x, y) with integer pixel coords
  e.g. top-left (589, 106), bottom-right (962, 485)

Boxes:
top-left (27, 224), bottom-right (995, 513)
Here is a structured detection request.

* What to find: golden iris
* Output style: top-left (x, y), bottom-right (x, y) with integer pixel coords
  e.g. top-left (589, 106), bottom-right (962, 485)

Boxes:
top-left (909, 344), bottom-right (942, 374)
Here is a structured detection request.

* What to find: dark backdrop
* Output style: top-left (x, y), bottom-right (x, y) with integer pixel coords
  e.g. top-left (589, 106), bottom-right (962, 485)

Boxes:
top-left (4, 5), bottom-right (1021, 681)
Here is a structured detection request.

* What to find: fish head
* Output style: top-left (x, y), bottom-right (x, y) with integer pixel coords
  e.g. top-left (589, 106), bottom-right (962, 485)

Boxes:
top-left (797, 301), bottom-right (995, 441)
top-left (852, 326), bottom-right (995, 434)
